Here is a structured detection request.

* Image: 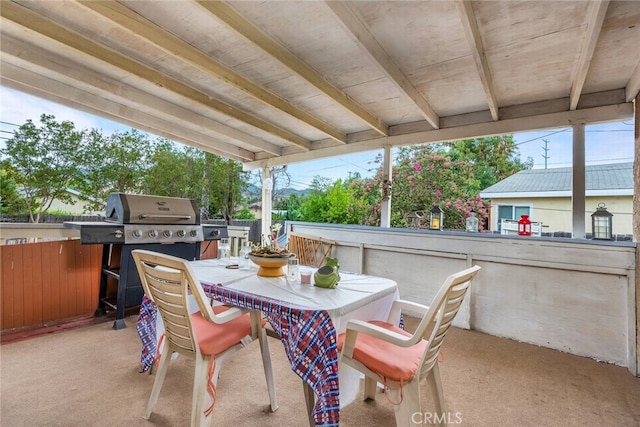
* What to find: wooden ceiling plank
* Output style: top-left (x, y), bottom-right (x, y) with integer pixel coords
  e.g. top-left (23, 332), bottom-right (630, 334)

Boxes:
top-left (1, 67), bottom-right (254, 162)
top-left (196, 0), bottom-right (389, 136)
top-left (79, 0), bottom-right (347, 145)
top-left (569, 0), bottom-right (609, 110)
top-left (0, 1), bottom-right (310, 151)
top-left (1, 33), bottom-right (282, 156)
top-left (246, 102), bottom-right (633, 169)
top-left (325, 1), bottom-right (440, 130)
top-left (455, 0), bottom-right (499, 121)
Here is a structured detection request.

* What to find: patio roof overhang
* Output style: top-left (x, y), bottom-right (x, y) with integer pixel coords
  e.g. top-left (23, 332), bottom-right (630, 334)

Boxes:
top-left (0, 0), bottom-right (637, 170)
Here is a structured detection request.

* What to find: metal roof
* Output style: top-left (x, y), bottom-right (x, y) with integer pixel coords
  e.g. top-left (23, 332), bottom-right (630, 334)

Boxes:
top-left (481, 162), bottom-right (634, 196)
top-left (1, 1), bottom-right (638, 169)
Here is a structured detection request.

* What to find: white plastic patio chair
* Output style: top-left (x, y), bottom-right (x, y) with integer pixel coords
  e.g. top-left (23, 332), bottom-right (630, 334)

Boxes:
top-left (132, 249), bottom-right (278, 426)
top-left (338, 265), bottom-right (481, 427)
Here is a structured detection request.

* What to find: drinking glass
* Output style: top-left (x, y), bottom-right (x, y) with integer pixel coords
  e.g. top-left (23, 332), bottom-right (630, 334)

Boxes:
top-left (218, 238), bottom-right (231, 266)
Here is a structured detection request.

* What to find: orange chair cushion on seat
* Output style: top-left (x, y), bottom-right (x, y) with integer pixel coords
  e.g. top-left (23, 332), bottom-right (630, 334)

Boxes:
top-left (190, 306), bottom-right (255, 356)
top-left (337, 320), bottom-right (428, 383)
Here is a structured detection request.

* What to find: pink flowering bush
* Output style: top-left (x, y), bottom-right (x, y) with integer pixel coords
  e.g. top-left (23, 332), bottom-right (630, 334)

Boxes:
top-left (352, 146), bottom-right (491, 230)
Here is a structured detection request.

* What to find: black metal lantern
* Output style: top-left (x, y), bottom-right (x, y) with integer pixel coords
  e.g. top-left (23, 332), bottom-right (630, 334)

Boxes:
top-left (429, 205), bottom-right (444, 231)
top-left (591, 203), bottom-right (613, 240)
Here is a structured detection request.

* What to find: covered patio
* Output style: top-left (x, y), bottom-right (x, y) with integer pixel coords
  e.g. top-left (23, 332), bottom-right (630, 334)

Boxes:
top-left (2, 1), bottom-right (638, 232)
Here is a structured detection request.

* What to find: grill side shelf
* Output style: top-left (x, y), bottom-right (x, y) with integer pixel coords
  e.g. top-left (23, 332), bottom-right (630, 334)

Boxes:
top-left (81, 225), bottom-right (124, 244)
top-left (63, 222), bottom-right (125, 244)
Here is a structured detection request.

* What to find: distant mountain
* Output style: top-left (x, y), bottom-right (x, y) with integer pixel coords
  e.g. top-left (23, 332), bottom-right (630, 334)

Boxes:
top-left (245, 184), bottom-right (310, 199)
top-left (279, 187), bottom-right (311, 197)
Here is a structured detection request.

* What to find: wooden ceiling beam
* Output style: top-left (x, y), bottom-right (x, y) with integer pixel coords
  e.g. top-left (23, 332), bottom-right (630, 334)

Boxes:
top-left (0, 1), bottom-right (311, 151)
top-left (325, 1), bottom-right (440, 130)
top-left (1, 64), bottom-right (255, 162)
top-left (0, 33), bottom-right (282, 156)
top-left (247, 101), bottom-right (633, 169)
top-left (196, 0), bottom-right (389, 136)
top-left (455, 0), bottom-right (499, 121)
top-left (79, 0), bottom-right (347, 145)
top-left (569, 0), bottom-right (609, 110)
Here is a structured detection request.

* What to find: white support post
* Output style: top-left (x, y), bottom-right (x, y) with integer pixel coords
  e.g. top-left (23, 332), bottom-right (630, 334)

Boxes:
top-left (261, 166), bottom-right (272, 246)
top-left (633, 94), bottom-right (639, 377)
top-left (572, 123), bottom-right (586, 239)
top-left (380, 145), bottom-right (392, 228)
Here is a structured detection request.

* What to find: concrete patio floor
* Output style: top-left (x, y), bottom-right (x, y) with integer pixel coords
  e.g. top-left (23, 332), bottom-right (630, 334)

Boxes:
top-left (1, 315), bottom-right (639, 426)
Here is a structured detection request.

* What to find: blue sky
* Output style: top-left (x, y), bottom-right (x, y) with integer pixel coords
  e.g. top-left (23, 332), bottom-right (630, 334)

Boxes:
top-left (1, 86), bottom-right (635, 189)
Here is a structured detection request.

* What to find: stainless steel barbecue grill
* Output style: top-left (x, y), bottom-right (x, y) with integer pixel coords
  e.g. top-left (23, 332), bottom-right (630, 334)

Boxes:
top-left (64, 193), bottom-right (227, 329)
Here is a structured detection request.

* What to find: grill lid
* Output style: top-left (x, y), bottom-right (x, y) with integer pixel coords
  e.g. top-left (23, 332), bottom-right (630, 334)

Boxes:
top-left (105, 193), bottom-right (201, 225)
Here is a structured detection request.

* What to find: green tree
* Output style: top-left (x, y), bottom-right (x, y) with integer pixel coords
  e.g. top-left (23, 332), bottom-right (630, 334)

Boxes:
top-left (299, 176), bottom-right (332, 222)
top-left (78, 128), bottom-right (153, 212)
top-left (283, 193), bottom-right (305, 221)
top-left (0, 165), bottom-right (27, 214)
top-left (147, 146), bottom-right (252, 222)
top-left (234, 204), bottom-right (256, 220)
top-left (144, 141), bottom-right (205, 201)
top-left (436, 135), bottom-right (532, 191)
top-left (342, 173), bottom-right (374, 225)
top-left (273, 192), bottom-right (305, 221)
top-left (1, 115), bottom-right (85, 222)
top-left (205, 154), bottom-right (248, 223)
top-left (348, 136), bottom-right (530, 230)
top-left (299, 177), bottom-right (359, 224)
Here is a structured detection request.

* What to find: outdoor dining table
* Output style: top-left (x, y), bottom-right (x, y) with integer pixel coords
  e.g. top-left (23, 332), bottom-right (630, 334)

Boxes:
top-left (135, 258), bottom-right (399, 427)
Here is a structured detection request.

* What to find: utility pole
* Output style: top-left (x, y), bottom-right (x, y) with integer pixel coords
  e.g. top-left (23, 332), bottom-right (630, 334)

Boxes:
top-left (542, 139), bottom-right (550, 169)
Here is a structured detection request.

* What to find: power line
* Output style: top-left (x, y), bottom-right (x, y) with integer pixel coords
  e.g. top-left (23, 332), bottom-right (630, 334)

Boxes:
top-left (515, 127), bottom-right (633, 147)
top-left (515, 129), bottom-right (569, 146)
top-left (587, 129), bottom-right (633, 132)
top-left (537, 158), bottom-right (634, 168)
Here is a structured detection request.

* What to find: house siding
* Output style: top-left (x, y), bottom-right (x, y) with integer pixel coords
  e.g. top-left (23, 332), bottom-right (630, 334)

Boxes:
top-left (489, 195), bottom-right (633, 235)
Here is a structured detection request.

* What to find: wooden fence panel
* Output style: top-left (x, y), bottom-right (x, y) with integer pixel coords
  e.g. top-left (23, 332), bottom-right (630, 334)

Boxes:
top-left (2, 244), bottom-right (17, 329)
top-left (0, 240), bottom-right (102, 331)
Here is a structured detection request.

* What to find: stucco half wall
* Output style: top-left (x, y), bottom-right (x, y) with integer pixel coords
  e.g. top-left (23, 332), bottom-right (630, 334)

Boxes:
top-left (286, 221), bottom-right (638, 376)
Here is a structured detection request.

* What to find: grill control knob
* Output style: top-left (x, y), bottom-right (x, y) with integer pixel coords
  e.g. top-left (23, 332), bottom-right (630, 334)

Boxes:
top-left (132, 229), bottom-right (143, 239)
top-left (177, 230), bottom-right (186, 238)
top-left (148, 230), bottom-right (159, 238)
top-left (189, 229), bottom-right (198, 237)
top-left (163, 230), bottom-right (172, 238)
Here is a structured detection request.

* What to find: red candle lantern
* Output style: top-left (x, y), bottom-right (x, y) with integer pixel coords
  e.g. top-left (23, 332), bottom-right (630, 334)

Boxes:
top-left (517, 214), bottom-right (532, 236)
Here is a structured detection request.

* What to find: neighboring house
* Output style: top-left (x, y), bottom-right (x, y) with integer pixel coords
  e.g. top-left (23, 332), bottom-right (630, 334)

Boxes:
top-left (244, 202), bottom-right (290, 220)
top-left (47, 189), bottom-right (102, 215)
top-left (480, 162), bottom-right (633, 236)
top-left (247, 202), bottom-right (262, 219)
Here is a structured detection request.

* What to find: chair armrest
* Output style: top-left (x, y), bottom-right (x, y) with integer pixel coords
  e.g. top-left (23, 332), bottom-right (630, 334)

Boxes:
top-left (200, 305), bottom-right (249, 324)
top-left (344, 319), bottom-right (413, 347)
top-left (387, 299), bottom-right (429, 324)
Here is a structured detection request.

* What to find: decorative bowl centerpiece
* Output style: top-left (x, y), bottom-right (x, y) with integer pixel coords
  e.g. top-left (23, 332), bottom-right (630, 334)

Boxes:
top-left (248, 246), bottom-right (292, 277)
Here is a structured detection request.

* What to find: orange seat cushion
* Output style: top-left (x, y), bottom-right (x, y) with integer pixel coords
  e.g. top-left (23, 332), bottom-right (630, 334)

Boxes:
top-left (190, 306), bottom-right (256, 356)
top-left (337, 320), bottom-right (428, 383)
